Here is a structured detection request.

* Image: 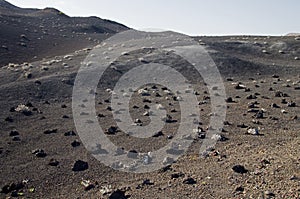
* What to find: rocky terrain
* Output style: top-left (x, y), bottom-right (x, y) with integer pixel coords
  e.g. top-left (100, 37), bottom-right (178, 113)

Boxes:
top-left (0, 1), bottom-right (299, 198)
top-left (0, 0), bottom-right (128, 66)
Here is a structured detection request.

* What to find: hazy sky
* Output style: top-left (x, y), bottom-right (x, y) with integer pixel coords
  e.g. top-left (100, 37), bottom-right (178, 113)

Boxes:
top-left (6, 0), bottom-right (300, 36)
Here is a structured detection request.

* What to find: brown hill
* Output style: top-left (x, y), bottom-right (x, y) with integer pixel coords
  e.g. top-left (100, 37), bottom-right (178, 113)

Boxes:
top-left (0, 0), bottom-right (128, 66)
top-left (286, 33), bottom-right (300, 36)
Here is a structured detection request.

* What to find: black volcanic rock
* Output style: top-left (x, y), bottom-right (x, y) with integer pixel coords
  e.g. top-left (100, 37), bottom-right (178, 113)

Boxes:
top-left (183, 177), bottom-right (197, 184)
top-left (109, 189), bottom-right (127, 199)
top-left (232, 165), bottom-right (248, 174)
top-left (72, 160), bottom-right (88, 172)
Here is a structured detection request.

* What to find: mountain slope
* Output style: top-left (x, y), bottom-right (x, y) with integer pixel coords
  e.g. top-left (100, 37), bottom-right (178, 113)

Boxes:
top-left (0, 0), bottom-right (129, 66)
